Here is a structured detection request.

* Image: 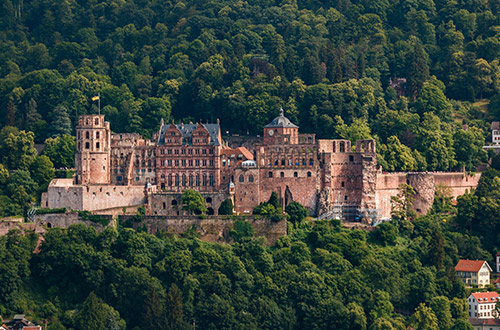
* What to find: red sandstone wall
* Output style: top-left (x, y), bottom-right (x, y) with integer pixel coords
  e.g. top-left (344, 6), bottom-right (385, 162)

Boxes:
top-left (375, 173), bottom-right (408, 219)
top-left (434, 173), bottom-right (480, 197)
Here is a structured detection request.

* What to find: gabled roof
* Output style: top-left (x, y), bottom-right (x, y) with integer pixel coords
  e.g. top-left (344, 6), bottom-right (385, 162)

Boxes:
top-left (455, 260), bottom-right (491, 272)
top-left (158, 123), bottom-right (221, 146)
top-left (496, 251), bottom-right (500, 256)
top-left (221, 147), bottom-right (253, 160)
top-left (264, 108), bottom-right (298, 129)
top-left (470, 318), bottom-right (500, 325)
top-left (470, 292), bottom-right (500, 304)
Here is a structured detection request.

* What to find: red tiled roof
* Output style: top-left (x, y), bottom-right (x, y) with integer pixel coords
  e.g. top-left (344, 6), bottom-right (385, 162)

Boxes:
top-left (221, 147), bottom-right (253, 160)
top-left (496, 251), bottom-right (500, 256)
top-left (492, 122), bottom-right (500, 130)
top-left (455, 259), bottom-right (489, 272)
top-left (495, 278), bottom-right (500, 283)
top-left (471, 292), bottom-right (500, 304)
top-left (470, 317), bottom-right (500, 325)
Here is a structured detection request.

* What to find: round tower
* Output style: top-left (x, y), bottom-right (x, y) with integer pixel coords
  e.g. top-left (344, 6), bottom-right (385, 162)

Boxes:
top-left (74, 115), bottom-right (111, 185)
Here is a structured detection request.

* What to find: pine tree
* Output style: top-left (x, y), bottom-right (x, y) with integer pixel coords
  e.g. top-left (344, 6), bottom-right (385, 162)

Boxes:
top-left (50, 105), bottom-right (72, 137)
top-left (406, 37), bottom-right (430, 99)
top-left (25, 98), bottom-right (41, 129)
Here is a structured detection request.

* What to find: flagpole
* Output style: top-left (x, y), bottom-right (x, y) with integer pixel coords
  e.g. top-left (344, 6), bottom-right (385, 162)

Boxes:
top-left (98, 92), bottom-right (101, 115)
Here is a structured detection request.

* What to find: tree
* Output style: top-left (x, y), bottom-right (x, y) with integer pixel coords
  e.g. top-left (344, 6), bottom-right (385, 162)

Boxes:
top-left (410, 303), bottom-right (438, 330)
top-left (285, 201), bottom-right (308, 224)
top-left (142, 287), bottom-right (166, 329)
top-left (334, 116), bottom-right (372, 145)
top-left (165, 284), bottom-right (188, 330)
top-left (73, 292), bottom-right (126, 330)
top-left (268, 192), bottom-right (281, 210)
top-left (391, 183), bottom-right (417, 221)
top-left (0, 128), bottom-right (37, 170)
top-left (218, 198), bottom-right (233, 215)
top-left (449, 319), bottom-right (473, 330)
top-left (453, 127), bottom-right (487, 171)
top-left (43, 135), bottom-right (76, 168)
top-left (430, 296), bottom-right (452, 330)
top-left (379, 136), bottom-right (417, 171)
top-left (30, 155), bottom-right (55, 189)
top-left (25, 98), bottom-right (42, 130)
top-left (406, 36), bottom-right (430, 98)
top-left (49, 105), bottom-right (72, 137)
top-left (181, 189), bottom-right (207, 214)
top-left (230, 219), bottom-right (254, 242)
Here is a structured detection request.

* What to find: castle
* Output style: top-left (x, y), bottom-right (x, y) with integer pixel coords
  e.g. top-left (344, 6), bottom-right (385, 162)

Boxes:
top-left (42, 110), bottom-right (481, 223)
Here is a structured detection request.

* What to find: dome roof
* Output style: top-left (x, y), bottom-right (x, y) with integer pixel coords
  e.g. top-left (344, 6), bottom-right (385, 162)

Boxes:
top-left (264, 108), bottom-right (298, 128)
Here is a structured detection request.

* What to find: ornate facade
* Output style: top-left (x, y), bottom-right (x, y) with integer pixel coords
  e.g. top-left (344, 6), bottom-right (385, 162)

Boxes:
top-left (44, 111), bottom-right (481, 222)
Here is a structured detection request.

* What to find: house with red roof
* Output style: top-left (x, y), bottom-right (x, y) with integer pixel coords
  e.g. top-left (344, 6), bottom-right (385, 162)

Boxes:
top-left (468, 292), bottom-right (500, 319)
top-left (455, 260), bottom-right (492, 287)
top-left (469, 318), bottom-right (500, 330)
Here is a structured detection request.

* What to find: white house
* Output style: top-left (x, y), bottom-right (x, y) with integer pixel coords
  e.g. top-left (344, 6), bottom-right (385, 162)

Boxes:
top-left (496, 252), bottom-right (500, 273)
top-left (468, 292), bottom-right (500, 319)
top-left (492, 122), bottom-right (500, 145)
top-left (455, 260), bottom-right (492, 287)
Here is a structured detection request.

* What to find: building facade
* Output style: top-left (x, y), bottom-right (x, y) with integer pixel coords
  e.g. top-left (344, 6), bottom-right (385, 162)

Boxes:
top-left (455, 260), bottom-right (492, 288)
top-left (468, 292), bottom-right (500, 319)
top-left (43, 112), bottom-right (481, 220)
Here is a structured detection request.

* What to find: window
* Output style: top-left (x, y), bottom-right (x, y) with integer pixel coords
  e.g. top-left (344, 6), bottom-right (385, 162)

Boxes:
top-left (174, 149), bottom-right (179, 154)
top-left (206, 197), bottom-right (212, 203)
top-left (85, 142), bottom-right (90, 149)
top-left (280, 172), bottom-right (284, 178)
top-left (349, 155), bottom-right (354, 162)
top-left (86, 131), bottom-right (90, 139)
top-left (95, 118), bottom-right (99, 125)
top-left (294, 172), bottom-right (298, 177)
top-left (269, 171), bottom-right (273, 178)
top-left (209, 174), bottom-right (214, 186)
top-left (239, 175), bottom-right (244, 182)
top-left (202, 149), bottom-right (207, 154)
top-left (342, 181), bottom-right (345, 187)
top-left (196, 160), bottom-right (200, 166)
top-left (189, 175), bottom-right (193, 186)
top-left (344, 195), bottom-right (348, 201)
top-left (222, 160), bottom-right (226, 166)
top-left (189, 160), bottom-right (193, 166)
top-left (182, 160), bottom-right (186, 166)
top-left (196, 175), bottom-right (200, 186)
top-left (281, 159), bottom-right (285, 166)
top-left (182, 174), bottom-right (187, 186)
top-left (307, 171), bottom-right (311, 177)
top-left (175, 175), bottom-right (179, 186)
top-left (249, 175), bottom-right (254, 182)
top-left (309, 158), bottom-right (313, 166)
top-left (202, 160), bottom-right (207, 166)
top-left (96, 142), bottom-right (100, 149)
top-left (161, 160), bottom-right (165, 166)
top-left (168, 149), bottom-right (172, 154)
top-left (175, 160), bottom-right (179, 166)
top-left (168, 160), bottom-right (172, 166)
top-left (203, 174), bottom-right (207, 186)
top-left (171, 200), bottom-right (177, 205)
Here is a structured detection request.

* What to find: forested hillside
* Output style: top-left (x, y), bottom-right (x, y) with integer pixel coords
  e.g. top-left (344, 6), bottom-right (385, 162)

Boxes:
top-left (0, 0), bottom-right (498, 172)
top-left (0, 216), bottom-right (490, 330)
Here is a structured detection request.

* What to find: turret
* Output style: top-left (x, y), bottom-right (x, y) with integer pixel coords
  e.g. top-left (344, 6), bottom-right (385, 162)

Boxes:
top-left (74, 115), bottom-right (111, 184)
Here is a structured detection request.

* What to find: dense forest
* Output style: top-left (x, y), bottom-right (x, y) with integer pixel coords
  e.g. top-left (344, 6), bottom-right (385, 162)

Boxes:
top-left (1, 0), bottom-right (499, 174)
top-left (0, 208), bottom-right (494, 330)
top-left (2, 0), bottom-right (500, 328)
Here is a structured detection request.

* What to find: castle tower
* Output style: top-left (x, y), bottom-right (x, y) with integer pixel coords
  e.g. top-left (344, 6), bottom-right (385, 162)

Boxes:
top-left (74, 115), bottom-right (111, 185)
top-left (263, 107), bottom-right (299, 145)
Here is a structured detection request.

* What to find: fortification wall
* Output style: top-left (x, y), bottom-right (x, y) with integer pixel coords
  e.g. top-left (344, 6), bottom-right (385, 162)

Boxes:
top-left (34, 212), bottom-right (108, 231)
top-left (120, 215), bottom-right (287, 245)
top-left (375, 173), bottom-right (409, 219)
top-left (46, 180), bottom-right (145, 211)
top-left (434, 172), bottom-right (480, 197)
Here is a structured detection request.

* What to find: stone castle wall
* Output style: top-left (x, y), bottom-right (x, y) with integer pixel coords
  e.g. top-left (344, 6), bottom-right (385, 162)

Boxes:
top-left (120, 215), bottom-right (287, 245)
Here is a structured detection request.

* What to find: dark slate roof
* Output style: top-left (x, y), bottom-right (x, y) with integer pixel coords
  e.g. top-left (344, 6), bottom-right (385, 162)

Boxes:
top-left (264, 108), bottom-right (298, 128)
top-left (158, 123), bottom-right (220, 146)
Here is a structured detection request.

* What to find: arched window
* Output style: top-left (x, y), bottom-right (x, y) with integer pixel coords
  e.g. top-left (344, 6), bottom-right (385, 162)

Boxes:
top-left (281, 159), bottom-right (285, 166)
top-left (182, 174), bottom-right (187, 186)
top-left (86, 131), bottom-right (90, 139)
top-left (206, 197), bottom-right (212, 203)
top-left (307, 171), bottom-right (312, 177)
top-left (189, 174), bottom-right (193, 186)
top-left (95, 118), bottom-right (99, 125)
top-left (203, 174), bottom-right (207, 186)
top-left (175, 174), bottom-right (179, 186)
top-left (196, 175), bottom-right (200, 186)
top-left (248, 175), bottom-right (254, 182)
top-left (302, 159), bottom-right (306, 166)
top-left (280, 172), bottom-right (285, 178)
top-left (172, 199), bottom-right (178, 205)
top-left (96, 131), bottom-right (100, 139)
top-left (294, 172), bottom-right (298, 177)
top-left (269, 171), bottom-right (273, 178)
top-left (239, 175), bottom-right (244, 182)
top-left (309, 158), bottom-right (314, 166)
top-left (168, 174), bottom-right (172, 186)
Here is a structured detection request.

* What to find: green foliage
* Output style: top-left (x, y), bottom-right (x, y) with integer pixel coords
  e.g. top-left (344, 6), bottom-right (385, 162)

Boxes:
top-left (230, 219), bottom-right (254, 242)
top-left (391, 183), bottom-right (417, 222)
top-left (285, 201), bottom-right (308, 225)
top-left (73, 292), bottom-right (126, 330)
top-left (181, 189), bottom-right (207, 215)
top-left (43, 135), bottom-right (76, 168)
top-left (218, 198), bottom-right (233, 215)
top-left (78, 211), bottom-right (110, 226)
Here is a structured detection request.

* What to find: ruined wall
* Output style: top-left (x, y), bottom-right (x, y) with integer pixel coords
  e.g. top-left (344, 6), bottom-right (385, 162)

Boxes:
top-left (234, 168), bottom-right (260, 214)
top-left (148, 191), bottom-right (230, 216)
top-left (375, 172), bottom-right (407, 219)
top-left (434, 173), bottom-right (480, 198)
top-left (120, 215), bottom-right (287, 245)
top-left (46, 180), bottom-right (145, 211)
top-left (34, 212), bottom-right (108, 231)
top-left (375, 172), bottom-right (482, 220)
